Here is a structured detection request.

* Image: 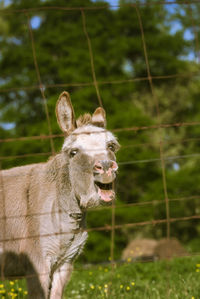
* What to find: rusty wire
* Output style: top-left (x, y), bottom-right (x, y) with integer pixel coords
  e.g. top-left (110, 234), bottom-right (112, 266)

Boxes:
top-left (1, 121), bottom-right (200, 145)
top-left (81, 9), bottom-right (103, 108)
top-left (26, 12), bottom-right (55, 155)
top-left (1, 213), bottom-right (200, 245)
top-left (0, 193), bottom-right (200, 221)
top-left (0, 71), bottom-right (200, 95)
top-left (134, 4), bottom-right (171, 241)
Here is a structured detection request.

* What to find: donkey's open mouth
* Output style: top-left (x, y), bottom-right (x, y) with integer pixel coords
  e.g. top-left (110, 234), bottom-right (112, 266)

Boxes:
top-left (94, 181), bottom-right (115, 202)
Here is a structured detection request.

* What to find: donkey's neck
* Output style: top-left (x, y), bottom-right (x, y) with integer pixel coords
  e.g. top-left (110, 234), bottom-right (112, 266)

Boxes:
top-left (46, 153), bottom-right (82, 215)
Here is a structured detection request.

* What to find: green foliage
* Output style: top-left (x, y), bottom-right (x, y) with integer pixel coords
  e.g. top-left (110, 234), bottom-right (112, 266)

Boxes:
top-left (1, 0), bottom-right (200, 263)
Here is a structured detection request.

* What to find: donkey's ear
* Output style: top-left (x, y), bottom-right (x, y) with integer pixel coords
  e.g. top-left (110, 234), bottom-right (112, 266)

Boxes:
top-left (56, 91), bottom-right (77, 133)
top-left (92, 107), bottom-right (106, 128)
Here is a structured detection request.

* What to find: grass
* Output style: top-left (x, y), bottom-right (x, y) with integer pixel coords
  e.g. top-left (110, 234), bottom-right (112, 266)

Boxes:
top-left (64, 256), bottom-right (200, 299)
top-left (0, 279), bottom-right (27, 298)
top-left (1, 256), bottom-right (200, 298)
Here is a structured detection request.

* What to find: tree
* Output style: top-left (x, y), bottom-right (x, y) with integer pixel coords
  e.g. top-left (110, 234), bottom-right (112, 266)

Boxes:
top-left (0, 0), bottom-right (199, 262)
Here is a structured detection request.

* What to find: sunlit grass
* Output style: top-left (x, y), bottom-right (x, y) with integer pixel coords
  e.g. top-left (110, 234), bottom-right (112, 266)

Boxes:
top-left (0, 279), bottom-right (27, 298)
top-left (65, 256), bottom-right (200, 298)
top-left (1, 256), bottom-right (200, 298)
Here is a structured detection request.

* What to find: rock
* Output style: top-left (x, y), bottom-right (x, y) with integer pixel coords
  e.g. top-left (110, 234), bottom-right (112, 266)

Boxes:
top-left (154, 238), bottom-right (188, 260)
top-left (122, 239), bottom-right (158, 261)
top-left (122, 238), bottom-right (188, 261)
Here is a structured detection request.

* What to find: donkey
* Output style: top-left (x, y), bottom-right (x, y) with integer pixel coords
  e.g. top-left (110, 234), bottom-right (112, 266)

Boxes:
top-left (0, 91), bottom-right (120, 298)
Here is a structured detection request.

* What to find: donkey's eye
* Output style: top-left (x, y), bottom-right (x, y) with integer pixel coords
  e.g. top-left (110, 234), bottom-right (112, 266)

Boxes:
top-left (69, 149), bottom-right (78, 158)
top-left (108, 144), bottom-right (115, 152)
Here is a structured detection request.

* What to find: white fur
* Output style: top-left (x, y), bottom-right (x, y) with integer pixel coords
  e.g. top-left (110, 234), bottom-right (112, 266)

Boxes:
top-left (62, 125), bottom-right (116, 157)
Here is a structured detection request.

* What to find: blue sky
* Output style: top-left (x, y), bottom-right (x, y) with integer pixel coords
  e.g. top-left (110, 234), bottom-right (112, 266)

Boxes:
top-left (92, 0), bottom-right (118, 7)
top-left (1, 0), bottom-right (119, 6)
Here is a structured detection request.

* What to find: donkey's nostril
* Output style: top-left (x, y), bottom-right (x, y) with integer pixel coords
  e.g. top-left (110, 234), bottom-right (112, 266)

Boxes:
top-left (111, 161), bottom-right (118, 171)
top-left (94, 162), bottom-right (104, 173)
top-left (96, 165), bottom-right (102, 170)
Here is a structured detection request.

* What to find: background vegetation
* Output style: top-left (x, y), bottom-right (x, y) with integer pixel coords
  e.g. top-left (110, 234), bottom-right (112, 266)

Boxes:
top-left (1, 0), bottom-right (200, 264)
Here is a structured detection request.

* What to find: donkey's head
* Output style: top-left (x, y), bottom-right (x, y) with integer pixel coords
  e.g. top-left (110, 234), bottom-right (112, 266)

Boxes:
top-left (56, 91), bottom-right (120, 209)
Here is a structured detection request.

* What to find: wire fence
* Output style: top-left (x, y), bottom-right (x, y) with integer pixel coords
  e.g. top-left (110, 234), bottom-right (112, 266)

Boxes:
top-left (1, 0), bottom-right (200, 297)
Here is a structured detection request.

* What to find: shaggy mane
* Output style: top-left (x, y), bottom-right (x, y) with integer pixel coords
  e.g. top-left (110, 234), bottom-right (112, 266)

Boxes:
top-left (76, 113), bottom-right (93, 127)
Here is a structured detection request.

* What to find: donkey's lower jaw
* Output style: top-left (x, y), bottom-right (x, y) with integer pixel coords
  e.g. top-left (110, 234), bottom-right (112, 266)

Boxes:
top-left (97, 186), bottom-right (114, 202)
top-left (99, 189), bottom-right (114, 202)
top-left (93, 180), bottom-right (115, 202)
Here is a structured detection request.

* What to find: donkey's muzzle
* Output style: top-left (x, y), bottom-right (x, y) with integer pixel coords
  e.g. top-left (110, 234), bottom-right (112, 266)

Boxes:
top-left (93, 160), bottom-right (118, 175)
top-left (93, 160), bottom-right (118, 202)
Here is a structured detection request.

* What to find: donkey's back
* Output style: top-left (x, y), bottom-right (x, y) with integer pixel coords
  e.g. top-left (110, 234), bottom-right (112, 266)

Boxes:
top-left (0, 163), bottom-right (45, 251)
top-left (0, 163), bottom-right (45, 216)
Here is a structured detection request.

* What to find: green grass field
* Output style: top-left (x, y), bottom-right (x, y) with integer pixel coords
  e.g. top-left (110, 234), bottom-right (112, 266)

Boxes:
top-left (1, 256), bottom-right (200, 298)
top-left (65, 256), bottom-right (200, 299)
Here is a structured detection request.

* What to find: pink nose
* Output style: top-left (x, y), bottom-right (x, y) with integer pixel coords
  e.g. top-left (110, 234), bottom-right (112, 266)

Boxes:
top-left (94, 160), bottom-right (118, 174)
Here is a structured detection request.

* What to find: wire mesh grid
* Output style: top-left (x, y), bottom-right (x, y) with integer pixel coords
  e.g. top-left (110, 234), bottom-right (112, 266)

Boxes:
top-left (0, 0), bottom-right (200, 298)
